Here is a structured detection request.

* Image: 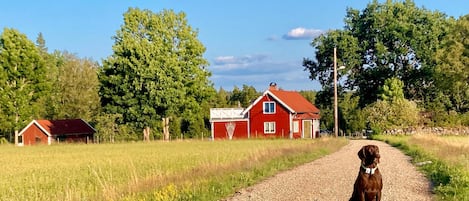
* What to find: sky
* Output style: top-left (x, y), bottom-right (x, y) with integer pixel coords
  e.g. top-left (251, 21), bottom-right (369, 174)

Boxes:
top-left (1, 1), bottom-right (468, 92)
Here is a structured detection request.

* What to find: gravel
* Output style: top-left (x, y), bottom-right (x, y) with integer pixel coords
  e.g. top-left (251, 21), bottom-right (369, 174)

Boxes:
top-left (223, 140), bottom-right (434, 201)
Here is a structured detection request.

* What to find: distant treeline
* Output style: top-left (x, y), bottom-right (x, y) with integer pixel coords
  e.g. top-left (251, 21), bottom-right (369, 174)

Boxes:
top-left (1, 1), bottom-right (469, 143)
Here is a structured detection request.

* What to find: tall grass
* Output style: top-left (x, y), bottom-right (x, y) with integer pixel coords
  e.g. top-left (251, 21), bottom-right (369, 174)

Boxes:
top-left (374, 135), bottom-right (469, 200)
top-left (0, 138), bottom-right (347, 200)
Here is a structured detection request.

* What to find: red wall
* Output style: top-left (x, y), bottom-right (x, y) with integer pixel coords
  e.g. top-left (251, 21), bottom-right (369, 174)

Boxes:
top-left (292, 118), bottom-right (302, 139)
top-left (21, 125), bottom-right (48, 145)
top-left (212, 121), bottom-right (249, 139)
top-left (249, 94), bottom-right (291, 138)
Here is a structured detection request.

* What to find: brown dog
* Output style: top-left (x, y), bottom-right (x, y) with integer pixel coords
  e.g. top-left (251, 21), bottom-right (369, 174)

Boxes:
top-left (349, 145), bottom-right (383, 201)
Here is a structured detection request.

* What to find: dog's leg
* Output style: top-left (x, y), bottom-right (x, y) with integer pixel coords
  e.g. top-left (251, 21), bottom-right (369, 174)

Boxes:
top-left (359, 191), bottom-right (365, 201)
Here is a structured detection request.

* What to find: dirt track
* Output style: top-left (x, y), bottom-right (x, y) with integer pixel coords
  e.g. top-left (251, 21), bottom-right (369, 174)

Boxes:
top-left (224, 140), bottom-right (434, 201)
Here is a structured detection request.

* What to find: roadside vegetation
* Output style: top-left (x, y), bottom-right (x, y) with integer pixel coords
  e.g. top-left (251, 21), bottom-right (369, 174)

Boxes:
top-left (373, 134), bottom-right (469, 200)
top-left (0, 138), bottom-right (347, 200)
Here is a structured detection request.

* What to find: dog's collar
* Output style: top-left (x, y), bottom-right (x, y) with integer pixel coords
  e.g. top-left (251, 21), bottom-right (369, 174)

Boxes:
top-left (361, 164), bottom-right (378, 175)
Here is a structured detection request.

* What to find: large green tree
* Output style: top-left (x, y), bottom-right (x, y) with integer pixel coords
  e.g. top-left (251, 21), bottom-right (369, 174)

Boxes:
top-left (303, 0), bottom-right (449, 107)
top-left (0, 28), bottom-right (50, 141)
top-left (434, 14), bottom-right (469, 113)
top-left (100, 8), bottom-right (213, 138)
top-left (49, 52), bottom-right (100, 121)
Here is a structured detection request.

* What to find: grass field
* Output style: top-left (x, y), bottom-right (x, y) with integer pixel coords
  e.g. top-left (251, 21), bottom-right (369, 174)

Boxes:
top-left (374, 134), bottom-right (469, 200)
top-left (0, 138), bottom-right (347, 201)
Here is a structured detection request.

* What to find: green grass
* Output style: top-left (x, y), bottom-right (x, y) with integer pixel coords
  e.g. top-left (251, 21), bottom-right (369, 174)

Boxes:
top-left (373, 135), bottom-right (469, 200)
top-left (1, 138), bottom-right (347, 201)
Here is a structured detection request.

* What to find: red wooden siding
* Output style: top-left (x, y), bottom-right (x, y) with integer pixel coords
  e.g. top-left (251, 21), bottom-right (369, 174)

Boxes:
top-left (292, 119), bottom-right (302, 139)
top-left (249, 94), bottom-right (291, 138)
top-left (211, 120), bottom-right (249, 139)
top-left (21, 124), bottom-right (49, 145)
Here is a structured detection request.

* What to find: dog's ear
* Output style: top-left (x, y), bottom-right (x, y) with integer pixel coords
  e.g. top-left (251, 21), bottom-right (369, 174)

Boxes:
top-left (358, 146), bottom-right (366, 161)
top-left (371, 145), bottom-right (380, 163)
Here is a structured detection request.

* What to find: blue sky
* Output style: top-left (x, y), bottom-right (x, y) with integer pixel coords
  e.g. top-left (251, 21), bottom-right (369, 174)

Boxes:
top-left (1, 1), bottom-right (468, 91)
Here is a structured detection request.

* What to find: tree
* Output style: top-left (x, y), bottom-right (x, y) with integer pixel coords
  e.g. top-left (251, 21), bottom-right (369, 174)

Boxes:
top-left (379, 77), bottom-right (404, 102)
top-left (339, 92), bottom-right (365, 135)
top-left (48, 52), bottom-right (100, 121)
top-left (303, 0), bottom-right (449, 107)
top-left (364, 80), bottom-right (420, 133)
top-left (36, 32), bottom-right (47, 53)
top-left (35, 32), bottom-right (58, 119)
top-left (434, 14), bottom-right (469, 113)
top-left (215, 87), bottom-right (229, 107)
top-left (0, 28), bottom-right (50, 142)
top-left (99, 8), bottom-right (212, 139)
top-left (228, 85), bottom-right (259, 107)
top-left (299, 90), bottom-right (317, 104)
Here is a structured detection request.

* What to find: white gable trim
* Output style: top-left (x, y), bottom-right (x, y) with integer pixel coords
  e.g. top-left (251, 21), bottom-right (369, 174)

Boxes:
top-left (242, 90), bottom-right (295, 115)
top-left (18, 120), bottom-right (52, 137)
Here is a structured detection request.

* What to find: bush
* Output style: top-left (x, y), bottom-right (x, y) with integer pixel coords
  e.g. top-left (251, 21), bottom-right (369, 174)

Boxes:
top-left (0, 137), bottom-right (10, 145)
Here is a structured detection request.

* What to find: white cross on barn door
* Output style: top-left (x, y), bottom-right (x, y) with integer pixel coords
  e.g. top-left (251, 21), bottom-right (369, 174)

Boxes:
top-left (225, 122), bottom-right (236, 140)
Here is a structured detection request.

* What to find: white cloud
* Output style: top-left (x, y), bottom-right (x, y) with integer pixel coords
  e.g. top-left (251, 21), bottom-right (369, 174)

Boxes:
top-left (209, 57), bottom-right (321, 91)
top-left (283, 27), bottom-right (324, 40)
top-left (212, 54), bottom-right (269, 70)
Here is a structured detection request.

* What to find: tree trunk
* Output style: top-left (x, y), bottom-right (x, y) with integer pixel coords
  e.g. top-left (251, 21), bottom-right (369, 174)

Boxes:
top-left (162, 117), bottom-right (170, 141)
top-left (143, 127), bottom-right (150, 142)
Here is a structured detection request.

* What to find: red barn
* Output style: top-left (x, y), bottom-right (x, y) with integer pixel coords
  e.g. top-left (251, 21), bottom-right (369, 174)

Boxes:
top-left (210, 84), bottom-right (320, 140)
top-left (18, 119), bottom-right (96, 146)
top-left (210, 108), bottom-right (249, 139)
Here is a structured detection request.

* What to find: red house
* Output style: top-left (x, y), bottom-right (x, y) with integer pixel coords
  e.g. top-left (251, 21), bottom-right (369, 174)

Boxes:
top-left (18, 119), bottom-right (96, 146)
top-left (210, 84), bottom-right (320, 139)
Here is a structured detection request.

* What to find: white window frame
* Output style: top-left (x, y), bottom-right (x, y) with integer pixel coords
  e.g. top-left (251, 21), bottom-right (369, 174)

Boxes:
top-left (293, 120), bottom-right (299, 133)
top-left (263, 101), bottom-right (276, 114)
top-left (264, 122), bottom-right (276, 134)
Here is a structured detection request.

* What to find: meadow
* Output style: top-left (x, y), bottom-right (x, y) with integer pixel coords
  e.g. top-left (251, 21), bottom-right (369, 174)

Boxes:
top-left (374, 134), bottom-right (469, 200)
top-left (0, 138), bottom-right (347, 201)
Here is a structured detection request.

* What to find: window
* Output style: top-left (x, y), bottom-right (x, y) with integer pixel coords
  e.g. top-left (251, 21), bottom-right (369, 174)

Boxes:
top-left (35, 136), bottom-right (42, 144)
top-left (293, 121), bottom-right (299, 133)
top-left (264, 122), bottom-right (276, 134)
top-left (263, 102), bottom-right (275, 114)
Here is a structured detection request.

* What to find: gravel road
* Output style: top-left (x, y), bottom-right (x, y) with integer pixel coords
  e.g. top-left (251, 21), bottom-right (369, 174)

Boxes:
top-left (224, 140), bottom-right (434, 201)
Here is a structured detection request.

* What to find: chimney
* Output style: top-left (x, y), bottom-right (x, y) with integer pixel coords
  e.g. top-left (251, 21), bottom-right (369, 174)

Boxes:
top-left (269, 82), bottom-right (278, 91)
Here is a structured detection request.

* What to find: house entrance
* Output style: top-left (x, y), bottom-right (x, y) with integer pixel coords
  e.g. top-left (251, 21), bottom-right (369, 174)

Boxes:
top-left (303, 120), bottom-right (312, 139)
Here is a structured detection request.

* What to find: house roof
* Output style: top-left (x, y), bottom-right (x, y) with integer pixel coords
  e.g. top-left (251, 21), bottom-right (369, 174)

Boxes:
top-left (269, 89), bottom-right (320, 114)
top-left (297, 112), bottom-right (321, 120)
top-left (19, 119), bottom-right (96, 136)
top-left (243, 87), bottom-right (320, 115)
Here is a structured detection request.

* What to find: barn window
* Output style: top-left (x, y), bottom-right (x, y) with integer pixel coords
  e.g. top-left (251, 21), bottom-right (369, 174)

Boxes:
top-left (263, 102), bottom-right (275, 114)
top-left (35, 137), bottom-right (42, 144)
top-left (264, 122), bottom-right (275, 134)
top-left (293, 121), bottom-right (299, 133)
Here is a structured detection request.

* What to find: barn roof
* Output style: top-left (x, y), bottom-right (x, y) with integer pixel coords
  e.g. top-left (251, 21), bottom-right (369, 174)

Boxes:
top-left (19, 119), bottom-right (96, 136)
top-left (243, 85), bottom-right (320, 115)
